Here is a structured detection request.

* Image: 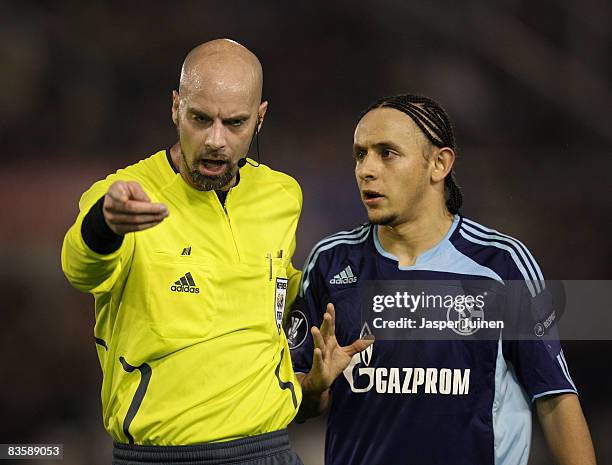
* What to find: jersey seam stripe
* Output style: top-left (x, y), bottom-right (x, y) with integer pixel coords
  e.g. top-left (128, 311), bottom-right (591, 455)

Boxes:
top-left (531, 388), bottom-right (578, 403)
top-left (447, 240), bottom-right (505, 283)
top-left (275, 348), bottom-right (298, 409)
top-left (556, 354), bottom-right (577, 391)
top-left (299, 226), bottom-right (370, 294)
top-left (462, 218), bottom-right (545, 281)
top-left (461, 223), bottom-right (543, 293)
top-left (558, 351), bottom-right (577, 390)
top-left (459, 229), bottom-right (538, 297)
top-left (301, 234), bottom-right (370, 295)
top-left (119, 357), bottom-right (153, 445)
top-left (300, 229), bottom-right (371, 295)
top-left (462, 220), bottom-right (544, 285)
top-left (557, 354), bottom-right (576, 389)
top-left (301, 225), bottom-right (369, 272)
top-left (299, 228), bottom-right (369, 292)
top-left (462, 218), bottom-right (545, 282)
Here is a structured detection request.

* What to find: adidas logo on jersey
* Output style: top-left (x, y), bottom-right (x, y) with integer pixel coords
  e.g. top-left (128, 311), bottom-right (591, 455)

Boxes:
top-left (170, 272), bottom-right (200, 293)
top-left (329, 265), bottom-right (357, 285)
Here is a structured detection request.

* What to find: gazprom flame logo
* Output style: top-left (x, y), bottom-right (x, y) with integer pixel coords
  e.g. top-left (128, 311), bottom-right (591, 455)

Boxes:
top-left (359, 322), bottom-right (373, 366)
top-left (342, 322), bottom-right (375, 393)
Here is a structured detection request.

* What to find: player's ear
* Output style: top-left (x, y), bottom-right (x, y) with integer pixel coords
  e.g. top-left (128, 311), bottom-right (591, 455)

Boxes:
top-left (431, 147), bottom-right (455, 183)
top-left (171, 90), bottom-right (180, 127)
top-left (256, 100), bottom-right (269, 133)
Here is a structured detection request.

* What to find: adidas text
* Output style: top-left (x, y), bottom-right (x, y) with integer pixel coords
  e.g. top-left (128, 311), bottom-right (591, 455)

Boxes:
top-left (170, 284), bottom-right (200, 293)
top-left (330, 276), bottom-right (357, 285)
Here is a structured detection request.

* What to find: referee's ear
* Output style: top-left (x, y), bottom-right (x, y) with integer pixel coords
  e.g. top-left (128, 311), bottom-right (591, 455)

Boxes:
top-left (257, 100), bottom-right (269, 133)
top-left (431, 146), bottom-right (455, 184)
top-left (171, 90), bottom-right (180, 127)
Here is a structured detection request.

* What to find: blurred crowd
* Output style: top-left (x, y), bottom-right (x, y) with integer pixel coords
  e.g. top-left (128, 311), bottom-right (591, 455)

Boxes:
top-left (1, 1), bottom-right (610, 464)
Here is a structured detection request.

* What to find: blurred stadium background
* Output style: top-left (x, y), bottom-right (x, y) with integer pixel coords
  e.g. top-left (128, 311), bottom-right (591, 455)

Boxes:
top-left (1, 1), bottom-right (611, 464)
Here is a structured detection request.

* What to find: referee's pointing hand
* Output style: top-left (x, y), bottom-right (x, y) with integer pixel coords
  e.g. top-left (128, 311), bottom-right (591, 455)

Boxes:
top-left (306, 303), bottom-right (375, 394)
top-left (103, 181), bottom-right (169, 235)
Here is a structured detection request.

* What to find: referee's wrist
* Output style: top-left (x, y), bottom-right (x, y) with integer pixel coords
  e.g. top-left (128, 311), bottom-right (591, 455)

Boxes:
top-left (81, 196), bottom-right (124, 254)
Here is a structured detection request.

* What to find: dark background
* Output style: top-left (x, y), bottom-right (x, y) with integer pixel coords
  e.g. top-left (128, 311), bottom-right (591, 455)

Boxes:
top-left (1, 1), bottom-right (611, 464)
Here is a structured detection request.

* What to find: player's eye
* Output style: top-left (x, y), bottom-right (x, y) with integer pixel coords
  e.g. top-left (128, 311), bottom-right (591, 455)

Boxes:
top-left (226, 119), bottom-right (244, 127)
top-left (353, 150), bottom-right (367, 161)
top-left (381, 149), bottom-right (398, 159)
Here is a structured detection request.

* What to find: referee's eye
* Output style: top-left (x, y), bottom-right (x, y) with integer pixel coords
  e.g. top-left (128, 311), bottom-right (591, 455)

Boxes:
top-left (226, 119), bottom-right (245, 127)
top-left (192, 114), bottom-right (208, 123)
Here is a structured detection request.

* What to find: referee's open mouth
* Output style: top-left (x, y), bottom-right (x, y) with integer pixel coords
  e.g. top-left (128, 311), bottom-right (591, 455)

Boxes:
top-left (362, 189), bottom-right (385, 206)
top-left (199, 158), bottom-right (229, 176)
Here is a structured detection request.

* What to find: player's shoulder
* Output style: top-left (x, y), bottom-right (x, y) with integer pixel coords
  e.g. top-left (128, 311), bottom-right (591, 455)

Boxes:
top-left (299, 223), bottom-right (372, 297)
top-left (453, 215), bottom-right (544, 283)
top-left (304, 223), bottom-right (373, 271)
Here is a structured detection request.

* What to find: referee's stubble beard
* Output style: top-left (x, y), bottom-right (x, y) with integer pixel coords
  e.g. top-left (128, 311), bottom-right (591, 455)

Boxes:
top-left (177, 133), bottom-right (238, 192)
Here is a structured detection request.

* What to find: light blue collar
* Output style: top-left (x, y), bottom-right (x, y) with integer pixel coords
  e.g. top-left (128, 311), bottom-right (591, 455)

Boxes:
top-left (373, 215), bottom-right (460, 270)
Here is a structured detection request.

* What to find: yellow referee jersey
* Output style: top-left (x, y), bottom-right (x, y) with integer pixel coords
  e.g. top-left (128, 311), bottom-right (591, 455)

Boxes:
top-left (61, 150), bottom-right (303, 445)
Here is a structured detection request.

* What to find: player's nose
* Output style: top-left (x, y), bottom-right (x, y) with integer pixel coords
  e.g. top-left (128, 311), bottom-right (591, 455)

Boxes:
top-left (356, 151), bottom-right (379, 181)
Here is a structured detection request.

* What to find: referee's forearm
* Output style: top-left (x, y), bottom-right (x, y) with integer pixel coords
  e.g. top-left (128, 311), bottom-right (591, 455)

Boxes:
top-left (81, 195), bottom-right (124, 254)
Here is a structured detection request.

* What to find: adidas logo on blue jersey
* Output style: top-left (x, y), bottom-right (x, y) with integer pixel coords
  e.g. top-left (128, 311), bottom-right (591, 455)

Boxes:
top-left (330, 265), bottom-right (357, 285)
top-left (170, 272), bottom-right (200, 293)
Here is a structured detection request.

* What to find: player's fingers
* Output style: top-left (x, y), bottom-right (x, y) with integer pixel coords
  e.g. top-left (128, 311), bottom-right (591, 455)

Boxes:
top-left (327, 303), bottom-right (336, 336)
top-left (126, 181), bottom-right (151, 202)
top-left (343, 336), bottom-right (375, 358)
top-left (312, 347), bottom-right (323, 374)
top-left (311, 326), bottom-right (326, 353)
top-left (320, 313), bottom-right (334, 345)
top-left (106, 200), bottom-right (168, 216)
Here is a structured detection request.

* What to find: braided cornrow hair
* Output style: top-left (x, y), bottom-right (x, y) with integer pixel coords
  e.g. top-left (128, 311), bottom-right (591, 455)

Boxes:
top-left (359, 94), bottom-right (463, 214)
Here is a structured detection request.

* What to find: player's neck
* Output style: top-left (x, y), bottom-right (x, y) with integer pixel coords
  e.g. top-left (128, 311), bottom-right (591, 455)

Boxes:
top-left (377, 205), bottom-right (454, 267)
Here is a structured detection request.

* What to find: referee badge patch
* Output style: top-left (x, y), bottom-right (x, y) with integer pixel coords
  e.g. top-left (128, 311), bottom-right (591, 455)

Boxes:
top-left (274, 278), bottom-right (288, 334)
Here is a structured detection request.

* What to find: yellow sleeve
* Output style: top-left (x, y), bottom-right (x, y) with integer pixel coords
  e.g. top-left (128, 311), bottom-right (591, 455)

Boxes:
top-left (286, 262), bottom-right (301, 307)
top-left (61, 178), bottom-right (136, 294)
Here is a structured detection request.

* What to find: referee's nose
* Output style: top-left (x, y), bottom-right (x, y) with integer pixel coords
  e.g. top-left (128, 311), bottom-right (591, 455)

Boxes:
top-left (205, 119), bottom-right (227, 151)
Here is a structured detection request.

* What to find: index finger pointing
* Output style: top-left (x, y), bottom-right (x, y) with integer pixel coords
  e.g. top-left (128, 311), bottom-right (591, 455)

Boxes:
top-left (107, 200), bottom-right (168, 215)
top-left (126, 181), bottom-right (151, 202)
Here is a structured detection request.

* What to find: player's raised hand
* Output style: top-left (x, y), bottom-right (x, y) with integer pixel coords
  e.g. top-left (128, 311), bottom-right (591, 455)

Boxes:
top-left (304, 303), bottom-right (374, 394)
top-left (103, 181), bottom-right (169, 235)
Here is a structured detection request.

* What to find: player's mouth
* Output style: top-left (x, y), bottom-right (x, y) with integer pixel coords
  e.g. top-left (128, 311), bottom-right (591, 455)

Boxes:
top-left (362, 189), bottom-right (385, 206)
top-left (198, 158), bottom-right (229, 176)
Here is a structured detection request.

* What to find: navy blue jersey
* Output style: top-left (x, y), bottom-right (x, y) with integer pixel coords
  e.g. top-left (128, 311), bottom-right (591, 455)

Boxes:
top-left (287, 215), bottom-right (577, 465)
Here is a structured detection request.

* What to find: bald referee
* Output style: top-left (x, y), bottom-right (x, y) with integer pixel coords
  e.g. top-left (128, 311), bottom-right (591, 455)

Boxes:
top-left (62, 40), bottom-right (304, 465)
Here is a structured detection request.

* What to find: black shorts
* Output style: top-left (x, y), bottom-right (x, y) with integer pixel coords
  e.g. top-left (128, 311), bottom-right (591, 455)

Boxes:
top-left (112, 429), bottom-right (303, 465)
